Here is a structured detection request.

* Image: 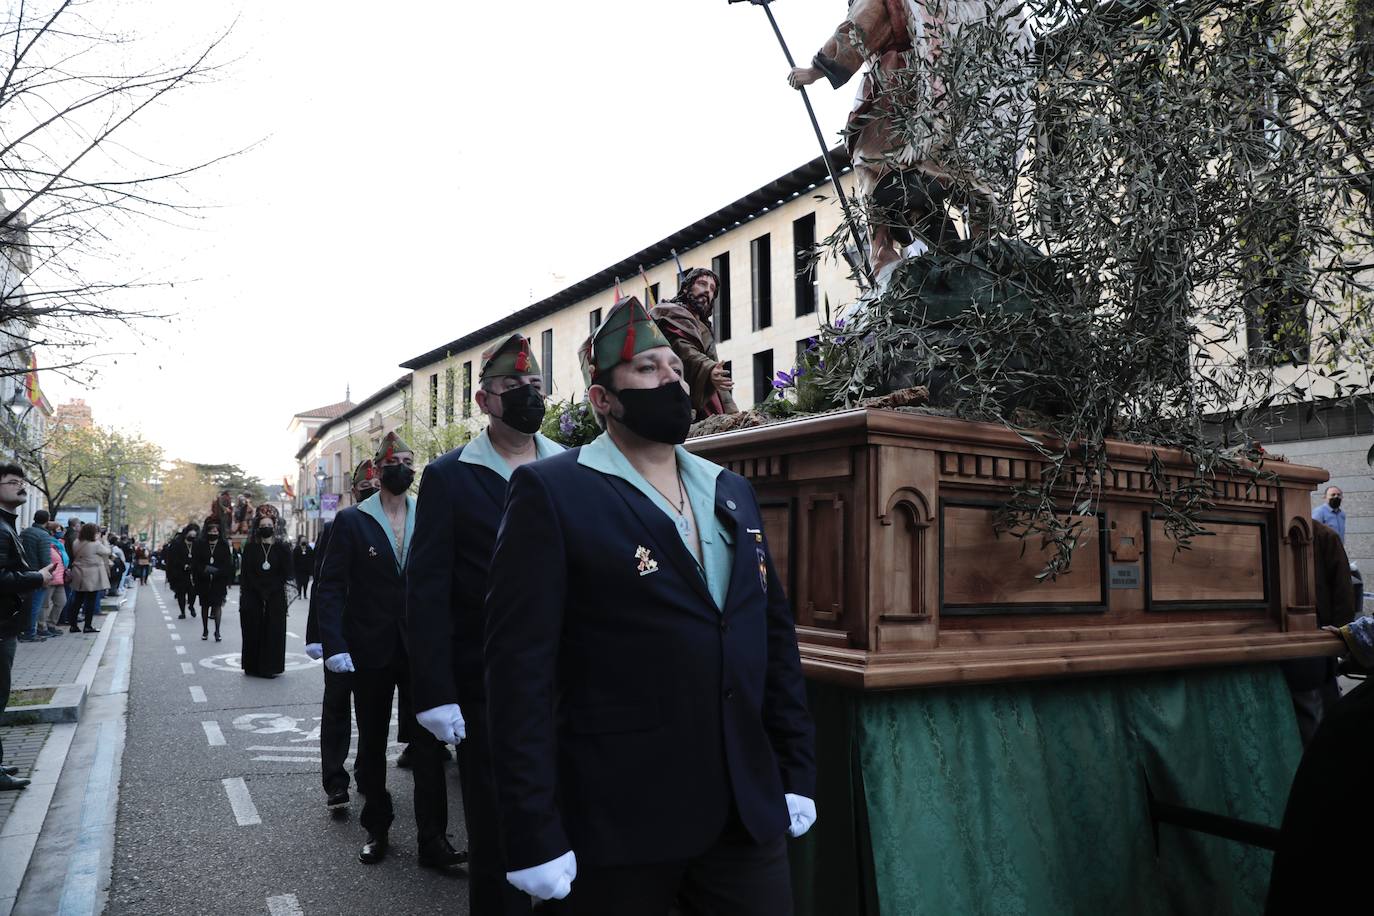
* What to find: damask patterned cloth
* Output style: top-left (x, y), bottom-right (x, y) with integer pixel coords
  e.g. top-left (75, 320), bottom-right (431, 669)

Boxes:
top-left (1338, 615), bottom-right (1374, 668)
top-left (793, 665), bottom-right (1300, 916)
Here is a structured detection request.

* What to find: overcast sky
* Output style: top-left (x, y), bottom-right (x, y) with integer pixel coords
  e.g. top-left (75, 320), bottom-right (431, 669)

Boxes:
top-left (35, 0), bottom-right (856, 483)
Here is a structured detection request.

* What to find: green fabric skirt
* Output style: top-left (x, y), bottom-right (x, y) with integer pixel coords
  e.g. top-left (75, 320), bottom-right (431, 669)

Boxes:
top-left (791, 664), bottom-right (1300, 916)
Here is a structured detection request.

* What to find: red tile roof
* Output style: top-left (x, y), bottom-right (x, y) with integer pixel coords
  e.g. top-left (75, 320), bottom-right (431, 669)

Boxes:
top-left (294, 400), bottom-right (355, 419)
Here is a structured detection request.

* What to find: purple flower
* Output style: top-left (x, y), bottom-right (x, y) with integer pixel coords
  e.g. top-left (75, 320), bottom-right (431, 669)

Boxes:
top-left (773, 367), bottom-right (805, 390)
top-left (806, 337), bottom-right (819, 352)
top-left (558, 412), bottom-right (575, 436)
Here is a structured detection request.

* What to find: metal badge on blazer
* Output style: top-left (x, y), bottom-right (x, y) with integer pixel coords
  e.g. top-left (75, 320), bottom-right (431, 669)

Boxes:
top-left (635, 545), bottom-right (659, 577)
top-left (756, 546), bottom-right (768, 594)
top-left (368, 546), bottom-right (378, 558)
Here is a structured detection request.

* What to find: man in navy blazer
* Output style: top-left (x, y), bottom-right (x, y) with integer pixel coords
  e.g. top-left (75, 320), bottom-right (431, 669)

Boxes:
top-left (315, 433), bottom-right (462, 871)
top-left (485, 297), bottom-right (816, 914)
top-left (408, 333), bottom-right (562, 915)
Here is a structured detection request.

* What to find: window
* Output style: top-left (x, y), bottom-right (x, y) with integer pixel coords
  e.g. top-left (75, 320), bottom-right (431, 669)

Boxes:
top-left (443, 367), bottom-right (456, 423)
top-left (752, 350), bottom-right (774, 406)
top-left (541, 328), bottom-right (554, 394)
top-left (797, 338), bottom-right (813, 363)
top-left (793, 214), bottom-right (818, 316)
top-left (751, 235), bottom-right (772, 330)
top-left (711, 252), bottom-right (732, 341)
top-left (644, 282), bottom-right (660, 306)
top-left (428, 373), bottom-right (439, 426)
top-left (461, 361), bottom-right (473, 419)
top-left (589, 308), bottom-right (602, 336)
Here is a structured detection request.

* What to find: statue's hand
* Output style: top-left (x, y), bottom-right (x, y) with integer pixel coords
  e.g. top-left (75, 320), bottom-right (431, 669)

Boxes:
top-left (788, 66), bottom-right (821, 90)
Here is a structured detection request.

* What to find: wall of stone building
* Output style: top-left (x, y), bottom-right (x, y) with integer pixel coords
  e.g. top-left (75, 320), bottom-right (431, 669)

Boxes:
top-left (411, 173), bottom-right (863, 427)
top-left (1262, 432), bottom-right (1374, 613)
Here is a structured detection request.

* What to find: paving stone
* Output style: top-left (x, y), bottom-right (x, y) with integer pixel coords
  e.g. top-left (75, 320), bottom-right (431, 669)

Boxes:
top-left (0, 723), bottom-right (53, 828)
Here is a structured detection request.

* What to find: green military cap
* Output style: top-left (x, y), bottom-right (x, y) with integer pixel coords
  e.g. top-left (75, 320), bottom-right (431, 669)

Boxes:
top-left (579, 296), bottom-right (672, 387)
top-left (480, 333), bottom-right (540, 380)
top-left (352, 459), bottom-right (377, 488)
top-left (375, 430), bottom-right (412, 463)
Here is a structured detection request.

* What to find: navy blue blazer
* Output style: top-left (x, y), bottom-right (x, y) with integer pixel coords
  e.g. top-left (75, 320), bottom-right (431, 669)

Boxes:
top-left (303, 519), bottom-right (335, 646)
top-left (315, 506), bottom-right (407, 670)
top-left (406, 446), bottom-right (509, 712)
top-left (484, 448), bottom-right (816, 871)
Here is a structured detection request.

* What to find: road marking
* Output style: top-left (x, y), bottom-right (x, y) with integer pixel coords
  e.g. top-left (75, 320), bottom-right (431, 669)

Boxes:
top-left (222, 777), bottom-right (261, 826)
top-left (253, 755), bottom-right (323, 763)
top-left (170, 633), bottom-right (181, 641)
top-left (245, 745), bottom-right (318, 752)
top-left (286, 631), bottom-right (300, 639)
top-left (175, 646), bottom-right (187, 655)
top-left (202, 721), bottom-right (226, 747)
top-left (267, 893), bottom-right (304, 916)
top-left (180, 662), bottom-right (194, 675)
top-left (189, 686), bottom-right (207, 703)
top-left (166, 623), bottom-right (175, 630)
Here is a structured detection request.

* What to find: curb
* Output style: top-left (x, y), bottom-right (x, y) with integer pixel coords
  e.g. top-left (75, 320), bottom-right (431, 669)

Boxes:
top-left (0, 594), bottom-right (128, 915)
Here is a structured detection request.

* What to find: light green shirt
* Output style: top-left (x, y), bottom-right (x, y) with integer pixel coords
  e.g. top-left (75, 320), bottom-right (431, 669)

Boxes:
top-left (357, 490), bottom-right (416, 570)
top-left (458, 428), bottom-right (564, 481)
top-left (578, 432), bottom-right (733, 611)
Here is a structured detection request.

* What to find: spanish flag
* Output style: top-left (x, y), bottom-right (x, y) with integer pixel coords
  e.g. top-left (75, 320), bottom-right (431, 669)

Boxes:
top-left (23, 354), bottom-right (50, 412)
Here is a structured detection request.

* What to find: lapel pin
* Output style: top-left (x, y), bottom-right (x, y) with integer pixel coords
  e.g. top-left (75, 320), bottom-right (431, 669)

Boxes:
top-left (747, 527), bottom-right (763, 543)
top-left (635, 545), bottom-right (659, 577)
top-left (368, 546), bottom-right (377, 557)
top-left (726, 499), bottom-right (737, 511)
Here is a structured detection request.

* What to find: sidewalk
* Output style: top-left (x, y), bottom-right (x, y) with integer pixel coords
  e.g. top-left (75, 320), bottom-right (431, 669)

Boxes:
top-left (0, 590), bottom-right (126, 914)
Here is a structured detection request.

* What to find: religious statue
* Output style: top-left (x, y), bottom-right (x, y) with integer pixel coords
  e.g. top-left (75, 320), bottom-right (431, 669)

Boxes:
top-left (210, 491), bottom-right (234, 537)
top-left (233, 492), bottom-right (255, 536)
top-left (789, 0), bottom-right (1033, 284)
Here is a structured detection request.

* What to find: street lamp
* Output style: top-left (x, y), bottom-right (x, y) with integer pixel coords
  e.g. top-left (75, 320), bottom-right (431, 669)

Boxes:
top-left (118, 476), bottom-right (128, 534)
top-left (314, 466), bottom-right (326, 539)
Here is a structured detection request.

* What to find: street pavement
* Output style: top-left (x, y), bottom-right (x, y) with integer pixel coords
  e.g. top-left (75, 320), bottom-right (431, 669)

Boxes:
top-left (98, 573), bottom-right (472, 916)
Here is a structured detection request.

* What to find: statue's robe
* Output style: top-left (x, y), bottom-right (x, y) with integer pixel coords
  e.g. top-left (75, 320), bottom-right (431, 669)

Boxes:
top-left (650, 302), bottom-right (739, 418)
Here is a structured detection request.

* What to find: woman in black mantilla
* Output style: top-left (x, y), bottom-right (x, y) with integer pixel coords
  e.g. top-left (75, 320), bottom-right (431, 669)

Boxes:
top-left (239, 504), bottom-right (293, 678)
top-left (193, 516), bottom-right (234, 641)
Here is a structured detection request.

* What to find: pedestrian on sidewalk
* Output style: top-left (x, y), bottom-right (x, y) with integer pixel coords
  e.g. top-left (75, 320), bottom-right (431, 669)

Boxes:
top-left (239, 505), bottom-right (292, 677)
top-left (0, 464), bottom-right (56, 790)
top-left (305, 459), bottom-right (379, 810)
top-left (192, 517), bottom-right (233, 641)
top-left (292, 536), bottom-right (313, 601)
top-left (163, 524), bottom-right (199, 618)
top-left (408, 332), bottom-right (561, 914)
top-left (133, 543), bottom-right (151, 584)
top-left (316, 432), bottom-right (462, 871)
top-left (68, 524), bottom-right (110, 634)
top-left (40, 523), bottom-right (66, 637)
top-left (19, 509), bottom-right (53, 642)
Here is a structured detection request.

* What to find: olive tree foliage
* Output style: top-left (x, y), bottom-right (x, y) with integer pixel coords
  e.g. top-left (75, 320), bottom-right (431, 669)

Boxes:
top-left (809, 0), bottom-right (1374, 575)
top-left (0, 0), bottom-right (233, 378)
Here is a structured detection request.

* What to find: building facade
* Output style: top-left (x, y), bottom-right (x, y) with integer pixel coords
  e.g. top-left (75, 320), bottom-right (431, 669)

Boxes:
top-left (401, 153), bottom-right (863, 432)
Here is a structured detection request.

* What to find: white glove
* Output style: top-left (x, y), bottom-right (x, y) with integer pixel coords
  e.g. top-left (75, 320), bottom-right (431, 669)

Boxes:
top-left (506, 850), bottom-right (576, 901)
top-left (324, 652), bottom-right (355, 673)
top-left (304, 643), bottom-right (324, 660)
top-left (785, 793), bottom-right (817, 838)
top-left (416, 704), bottom-right (467, 745)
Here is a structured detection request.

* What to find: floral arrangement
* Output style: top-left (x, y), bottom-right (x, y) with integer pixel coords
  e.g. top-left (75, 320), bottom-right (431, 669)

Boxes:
top-left (542, 397), bottom-right (601, 448)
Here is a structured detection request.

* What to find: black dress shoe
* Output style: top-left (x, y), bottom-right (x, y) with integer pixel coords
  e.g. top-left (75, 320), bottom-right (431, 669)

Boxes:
top-left (83, 626), bottom-right (99, 634)
top-left (417, 836), bottom-right (468, 870)
top-left (325, 789), bottom-right (349, 809)
top-left (395, 746), bottom-right (412, 769)
top-left (1, 765), bottom-right (18, 776)
top-left (0, 773), bottom-right (31, 791)
top-left (178, 613), bottom-right (186, 619)
top-left (359, 833), bottom-right (388, 864)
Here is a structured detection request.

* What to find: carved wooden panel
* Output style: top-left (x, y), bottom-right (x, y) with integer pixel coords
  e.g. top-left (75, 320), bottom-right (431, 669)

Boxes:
top-left (799, 493), bottom-right (845, 625)
top-left (879, 502), bottom-right (928, 620)
top-left (759, 502), bottom-right (792, 600)
top-left (1147, 519), bottom-right (1267, 606)
top-left (788, 448), bottom-right (851, 481)
top-left (941, 504), bottom-right (1105, 612)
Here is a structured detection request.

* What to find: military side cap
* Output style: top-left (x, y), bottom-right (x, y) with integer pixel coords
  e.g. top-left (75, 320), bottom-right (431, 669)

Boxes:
top-left (375, 430), bottom-right (412, 463)
top-left (352, 459), bottom-right (377, 488)
top-left (480, 333), bottom-right (540, 380)
top-left (579, 296), bottom-right (672, 387)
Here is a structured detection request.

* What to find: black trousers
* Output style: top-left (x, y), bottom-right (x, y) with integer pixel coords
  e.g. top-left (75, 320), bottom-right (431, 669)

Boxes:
top-left (552, 817), bottom-right (792, 916)
top-left (458, 698), bottom-right (532, 914)
top-left (0, 635), bottom-right (14, 764)
top-left (294, 574), bottom-right (310, 599)
top-left (320, 667), bottom-right (353, 795)
top-left (240, 586), bottom-right (287, 676)
top-left (352, 655), bottom-right (446, 843)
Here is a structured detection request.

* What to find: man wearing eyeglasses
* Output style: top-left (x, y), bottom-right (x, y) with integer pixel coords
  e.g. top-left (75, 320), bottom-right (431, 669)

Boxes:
top-left (0, 465), bottom-right (55, 790)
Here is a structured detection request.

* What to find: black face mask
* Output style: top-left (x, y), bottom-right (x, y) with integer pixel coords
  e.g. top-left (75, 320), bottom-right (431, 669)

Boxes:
top-left (497, 384), bottom-right (547, 435)
top-left (257, 527), bottom-right (273, 539)
top-left (1329, 496), bottom-right (1342, 510)
top-left (380, 464), bottom-right (415, 495)
top-left (610, 382), bottom-right (694, 445)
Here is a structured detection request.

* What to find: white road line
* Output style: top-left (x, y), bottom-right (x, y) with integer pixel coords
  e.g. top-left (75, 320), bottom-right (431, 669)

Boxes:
top-left (165, 623), bottom-right (175, 630)
top-left (286, 631), bottom-right (300, 639)
top-left (222, 777), bottom-right (261, 826)
top-left (170, 633), bottom-right (181, 641)
top-left (189, 685), bottom-right (207, 703)
top-left (245, 746), bottom-right (318, 753)
top-left (267, 893), bottom-right (304, 916)
top-left (253, 756), bottom-right (323, 763)
top-left (175, 646), bottom-right (187, 655)
top-left (202, 721), bottom-right (226, 747)
top-left (180, 662), bottom-right (194, 675)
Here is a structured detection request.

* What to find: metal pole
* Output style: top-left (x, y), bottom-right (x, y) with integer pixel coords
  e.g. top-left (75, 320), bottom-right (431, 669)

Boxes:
top-left (733, 0), bottom-right (875, 288)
